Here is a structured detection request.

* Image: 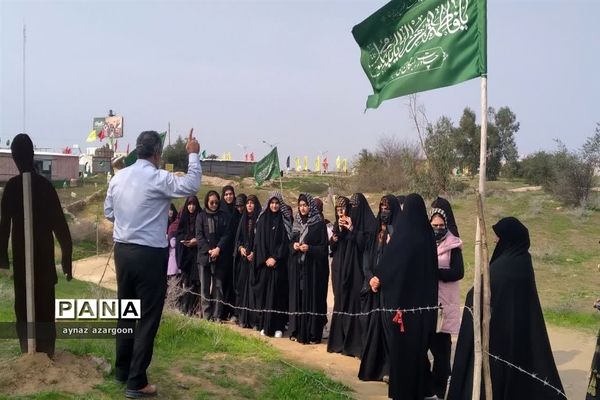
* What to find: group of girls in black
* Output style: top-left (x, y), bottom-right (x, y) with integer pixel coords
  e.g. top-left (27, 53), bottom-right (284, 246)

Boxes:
top-left (165, 187), bottom-right (329, 342)
top-left (166, 187), bottom-right (565, 400)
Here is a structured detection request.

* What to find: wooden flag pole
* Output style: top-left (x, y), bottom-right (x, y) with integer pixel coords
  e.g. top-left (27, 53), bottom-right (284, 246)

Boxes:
top-left (476, 190), bottom-right (493, 399)
top-left (472, 75), bottom-right (490, 400)
top-left (23, 172), bottom-right (36, 354)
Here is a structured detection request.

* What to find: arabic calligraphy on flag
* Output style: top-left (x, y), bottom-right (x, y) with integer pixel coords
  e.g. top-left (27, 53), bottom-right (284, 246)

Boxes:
top-left (352, 0), bottom-right (487, 109)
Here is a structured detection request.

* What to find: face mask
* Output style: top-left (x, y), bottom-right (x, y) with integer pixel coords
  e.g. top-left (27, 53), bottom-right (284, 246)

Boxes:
top-left (380, 209), bottom-right (391, 224)
top-left (434, 228), bottom-right (448, 241)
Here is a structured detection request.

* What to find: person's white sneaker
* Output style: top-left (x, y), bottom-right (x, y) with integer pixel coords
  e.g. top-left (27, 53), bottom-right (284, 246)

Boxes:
top-left (322, 326), bottom-right (330, 339)
top-left (260, 329), bottom-right (266, 336)
top-left (274, 330), bottom-right (283, 338)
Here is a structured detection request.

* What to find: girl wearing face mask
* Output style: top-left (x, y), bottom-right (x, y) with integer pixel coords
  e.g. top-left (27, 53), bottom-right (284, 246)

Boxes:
top-left (358, 194), bottom-right (401, 382)
top-left (427, 205), bottom-right (464, 400)
top-left (196, 191), bottom-right (231, 322)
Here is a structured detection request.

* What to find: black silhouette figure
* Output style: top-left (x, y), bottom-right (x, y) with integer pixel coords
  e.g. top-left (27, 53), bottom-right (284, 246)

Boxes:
top-left (0, 133), bottom-right (73, 358)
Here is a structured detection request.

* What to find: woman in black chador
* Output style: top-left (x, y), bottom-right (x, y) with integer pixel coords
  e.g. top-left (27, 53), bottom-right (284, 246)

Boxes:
top-left (253, 192), bottom-right (291, 338)
top-left (372, 193), bottom-right (438, 400)
top-left (447, 217), bottom-right (565, 400)
top-left (358, 194), bottom-right (401, 381)
top-left (327, 193), bottom-right (377, 357)
top-left (233, 194), bottom-right (261, 329)
top-left (288, 193), bottom-right (329, 344)
top-left (196, 191), bottom-right (231, 322)
top-left (176, 195), bottom-right (201, 316)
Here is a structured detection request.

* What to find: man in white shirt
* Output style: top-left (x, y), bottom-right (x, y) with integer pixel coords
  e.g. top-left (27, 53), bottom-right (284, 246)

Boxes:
top-left (104, 129), bottom-right (200, 398)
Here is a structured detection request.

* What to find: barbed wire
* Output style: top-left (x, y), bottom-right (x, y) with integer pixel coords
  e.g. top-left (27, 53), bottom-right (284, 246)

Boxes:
top-left (90, 259), bottom-right (572, 398)
top-left (484, 351), bottom-right (568, 399)
top-left (167, 282), bottom-right (441, 318)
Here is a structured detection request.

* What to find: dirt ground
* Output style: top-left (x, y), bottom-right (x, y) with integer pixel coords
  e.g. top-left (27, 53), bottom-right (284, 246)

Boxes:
top-left (73, 254), bottom-right (596, 399)
top-left (0, 351), bottom-right (105, 396)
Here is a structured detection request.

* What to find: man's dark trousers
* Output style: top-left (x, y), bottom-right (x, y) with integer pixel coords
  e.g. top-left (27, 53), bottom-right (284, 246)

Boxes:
top-left (114, 242), bottom-right (168, 390)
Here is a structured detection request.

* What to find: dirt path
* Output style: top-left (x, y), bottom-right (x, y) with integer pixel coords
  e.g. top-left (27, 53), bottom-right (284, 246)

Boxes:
top-left (73, 255), bottom-right (595, 399)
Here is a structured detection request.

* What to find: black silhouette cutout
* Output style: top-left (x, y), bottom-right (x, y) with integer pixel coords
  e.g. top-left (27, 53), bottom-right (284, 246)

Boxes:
top-left (0, 133), bottom-right (73, 358)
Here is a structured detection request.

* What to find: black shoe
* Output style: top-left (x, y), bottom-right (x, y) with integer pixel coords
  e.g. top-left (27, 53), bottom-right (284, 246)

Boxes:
top-left (125, 384), bottom-right (158, 398)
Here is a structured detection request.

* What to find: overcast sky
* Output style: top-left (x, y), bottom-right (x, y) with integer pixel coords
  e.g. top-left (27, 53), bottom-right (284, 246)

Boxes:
top-left (1, 0), bottom-right (598, 163)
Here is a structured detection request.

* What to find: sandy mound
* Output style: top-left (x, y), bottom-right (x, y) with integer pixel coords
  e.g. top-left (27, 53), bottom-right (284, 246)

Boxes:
top-left (202, 175), bottom-right (236, 187)
top-left (0, 351), bottom-right (105, 396)
top-left (509, 186), bottom-right (542, 192)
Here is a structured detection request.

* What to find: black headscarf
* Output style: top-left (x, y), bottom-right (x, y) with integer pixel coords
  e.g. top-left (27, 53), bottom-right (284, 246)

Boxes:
top-left (177, 196), bottom-right (201, 240)
top-left (220, 185), bottom-right (236, 215)
top-left (235, 193), bottom-right (248, 210)
top-left (237, 194), bottom-right (261, 250)
top-left (431, 196), bottom-right (459, 237)
top-left (490, 216), bottom-right (530, 263)
top-left (377, 194), bottom-right (401, 228)
top-left (255, 192), bottom-right (290, 265)
top-left (204, 190), bottom-right (220, 214)
top-left (349, 192), bottom-right (378, 236)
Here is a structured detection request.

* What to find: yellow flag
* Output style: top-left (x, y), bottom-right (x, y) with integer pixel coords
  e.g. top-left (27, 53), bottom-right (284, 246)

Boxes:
top-left (294, 157), bottom-right (301, 172)
top-left (86, 130), bottom-right (97, 142)
top-left (303, 156), bottom-right (308, 171)
top-left (315, 155), bottom-right (321, 172)
top-left (336, 156), bottom-right (341, 171)
top-left (342, 159), bottom-right (348, 173)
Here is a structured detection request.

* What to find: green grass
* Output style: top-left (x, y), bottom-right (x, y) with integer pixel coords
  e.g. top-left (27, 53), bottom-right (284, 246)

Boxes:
top-left (0, 273), bottom-right (352, 400)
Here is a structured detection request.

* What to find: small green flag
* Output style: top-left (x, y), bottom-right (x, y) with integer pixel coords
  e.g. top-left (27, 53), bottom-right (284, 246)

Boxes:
top-left (352, 0), bottom-right (487, 109)
top-left (253, 147), bottom-right (280, 186)
top-left (124, 132), bottom-right (167, 167)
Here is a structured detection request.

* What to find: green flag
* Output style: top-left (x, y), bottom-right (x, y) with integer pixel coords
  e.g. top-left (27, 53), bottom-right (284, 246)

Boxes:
top-left (253, 147), bottom-right (280, 186)
top-left (124, 131), bottom-right (167, 167)
top-left (352, 0), bottom-right (487, 109)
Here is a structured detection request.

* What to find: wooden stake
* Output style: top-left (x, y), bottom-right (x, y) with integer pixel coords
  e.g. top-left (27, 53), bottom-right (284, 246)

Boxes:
top-left (23, 172), bottom-right (36, 354)
top-left (476, 190), bottom-right (493, 399)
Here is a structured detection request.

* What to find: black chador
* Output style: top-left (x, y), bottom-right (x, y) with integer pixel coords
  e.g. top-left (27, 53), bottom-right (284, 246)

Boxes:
top-left (374, 193), bottom-right (438, 400)
top-left (253, 192), bottom-right (291, 337)
top-left (288, 193), bottom-right (329, 344)
top-left (233, 195), bottom-right (261, 329)
top-left (447, 217), bottom-right (565, 400)
top-left (196, 191), bottom-right (231, 321)
top-left (327, 193), bottom-right (376, 357)
top-left (176, 196), bottom-right (201, 316)
top-left (358, 194), bottom-right (401, 381)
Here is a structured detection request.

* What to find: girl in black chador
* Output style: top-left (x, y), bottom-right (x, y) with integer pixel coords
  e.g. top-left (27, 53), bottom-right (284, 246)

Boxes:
top-left (233, 195), bottom-right (261, 329)
top-left (253, 192), bottom-right (291, 338)
top-left (288, 193), bottom-right (329, 344)
top-left (176, 196), bottom-right (201, 316)
top-left (447, 217), bottom-right (565, 400)
top-left (358, 194), bottom-right (401, 381)
top-left (372, 193), bottom-right (438, 400)
top-left (327, 193), bottom-right (377, 357)
top-left (196, 191), bottom-right (231, 322)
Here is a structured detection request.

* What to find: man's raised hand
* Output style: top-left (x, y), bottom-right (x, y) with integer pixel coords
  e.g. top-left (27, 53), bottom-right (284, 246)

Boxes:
top-left (186, 128), bottom-right (200, 154)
